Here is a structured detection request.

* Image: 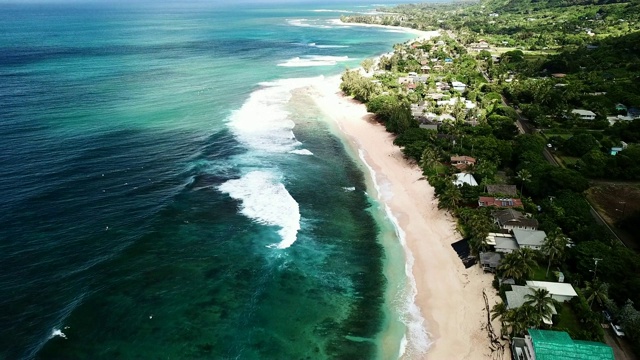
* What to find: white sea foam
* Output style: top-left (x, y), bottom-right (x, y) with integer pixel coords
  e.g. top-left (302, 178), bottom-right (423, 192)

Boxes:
top-left (289, 149), bottom-right (314, 155)
top-left (357, 149), bottom-right (432, 357)
top-left (278, 55), bottom-right (350, 67)
top-left (286, 19), bottom-right (334, 29)
top-left (227, 77), bottom-right (325, 154)
top-left (218, 171), bottom-right (300, 249)
top-left (307, 43), bottom-right (350, 49)
top-left (311, 9), bottom-right (355, 13)
top-left (50, 328), bottom-right (67, 339)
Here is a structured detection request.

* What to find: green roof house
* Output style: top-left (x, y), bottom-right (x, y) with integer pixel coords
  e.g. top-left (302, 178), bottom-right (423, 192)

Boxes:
top-left (511, 329), bottom-right (614, 360)
top-left (616, 103), bottom-right (627, 112)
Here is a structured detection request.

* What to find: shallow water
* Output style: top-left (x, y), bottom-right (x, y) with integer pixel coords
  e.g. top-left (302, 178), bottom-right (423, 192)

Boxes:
top-left (0, 2), bottom-right (425, 359)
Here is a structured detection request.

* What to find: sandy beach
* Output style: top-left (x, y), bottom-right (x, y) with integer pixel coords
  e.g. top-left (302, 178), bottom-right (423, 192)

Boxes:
top-left (310, 75), bottom-right (502, 359)
top-left (332, 19), bottom-right (440, 42)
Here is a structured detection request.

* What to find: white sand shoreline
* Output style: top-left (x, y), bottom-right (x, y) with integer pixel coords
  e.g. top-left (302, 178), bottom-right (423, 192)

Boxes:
top-left (331, 19), bottom-right (440, 42)
top-left (309, 74), bottom-right (501, 359)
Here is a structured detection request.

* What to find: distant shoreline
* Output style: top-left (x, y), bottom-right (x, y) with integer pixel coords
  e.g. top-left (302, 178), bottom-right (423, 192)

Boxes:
top-left (310, 27), bottom-right (500, 358)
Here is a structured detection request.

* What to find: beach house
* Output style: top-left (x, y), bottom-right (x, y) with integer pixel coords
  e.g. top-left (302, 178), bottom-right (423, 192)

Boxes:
top-left (571, 109), bottom-right (597, 120)
top-left (453, 173), bottom-right (478, 187)
top-left (478, 197), bottom-right (523, 208)
top-left (492, 209), bottom-right (539, 230)
top-left (511, 229), bottom-right (546, 251)
top-left (512, 329), bottom-right (614, 360)
top-left (505, 285), bottom-right (557, 324)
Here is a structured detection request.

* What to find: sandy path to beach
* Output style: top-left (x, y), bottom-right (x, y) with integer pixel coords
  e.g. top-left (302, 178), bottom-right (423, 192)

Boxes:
top-left (310, 76), bottom-right (501, 360)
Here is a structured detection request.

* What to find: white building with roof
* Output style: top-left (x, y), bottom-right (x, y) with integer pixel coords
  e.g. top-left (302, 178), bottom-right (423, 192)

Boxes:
top-left (506, 285), bottom-right (557, 324)
top-left (512, 229), bottom-right (547, 250)
top-left (571, 109), bottom-right (596, 120)
top-left (453, 173), bottom-right (478, 187)
top-left (526, 281), bottom-right (578, 302)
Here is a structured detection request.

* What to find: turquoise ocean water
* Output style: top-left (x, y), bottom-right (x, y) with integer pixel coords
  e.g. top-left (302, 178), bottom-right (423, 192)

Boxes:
top-left (0, 2), bottom-right (427, 359)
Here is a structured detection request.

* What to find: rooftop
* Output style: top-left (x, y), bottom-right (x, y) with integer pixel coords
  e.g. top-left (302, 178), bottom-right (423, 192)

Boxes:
top-left (527, 329), bottom-right (614, 360)
top-left (479, 197), bottom-right (523, 208)
top-left (526, 281), bottom-right (578, 298)
top-left (512, 229), bottom-right (547, 247)
top-left (506, 285), bottom-right (556, 324)
top-left (493, 209), bottom-right (539, 229)
top-left (453, 173), bottom-right (478, 187)
top-left (571, 109), bottom-right (596, 116)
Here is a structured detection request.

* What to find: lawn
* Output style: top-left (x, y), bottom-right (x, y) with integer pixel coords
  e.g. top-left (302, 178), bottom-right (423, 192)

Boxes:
top-left (553, 302), bottom-right (582, 336)
top-left (559, 156), bottom-right (580, 166)
top-left (530, 264), bottom-right (555, 281)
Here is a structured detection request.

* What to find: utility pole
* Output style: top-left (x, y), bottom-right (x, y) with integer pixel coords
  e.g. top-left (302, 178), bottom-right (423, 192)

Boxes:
top-left (592, 258), bottom-right (603, 281)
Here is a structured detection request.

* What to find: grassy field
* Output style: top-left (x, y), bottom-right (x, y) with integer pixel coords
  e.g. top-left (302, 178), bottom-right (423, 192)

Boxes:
top-left (586, 184), bottom-right (640, 224)
top-left (553, 302), bottom-right (582, 336)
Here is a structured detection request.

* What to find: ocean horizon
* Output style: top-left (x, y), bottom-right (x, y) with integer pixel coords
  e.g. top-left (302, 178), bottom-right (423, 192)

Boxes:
top-left (0, 2), bottom-right (430, 358)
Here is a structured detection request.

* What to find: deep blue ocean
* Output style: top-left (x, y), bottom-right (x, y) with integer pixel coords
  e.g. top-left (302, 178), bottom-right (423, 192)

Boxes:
top-left (0, 2), bottom-right (424, 359)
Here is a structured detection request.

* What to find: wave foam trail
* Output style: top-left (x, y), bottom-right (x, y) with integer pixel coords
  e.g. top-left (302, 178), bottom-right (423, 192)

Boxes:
top-left (287, 19), bottom-right (334, 29)
top-left (50, 329), bottom-right (67, 339)
top-left (228, 77), bottom-right (324, 154)
top-left (308, 43), bottom-right (350, 49)
top-left (278, 55), bottom-right (349, 67)
top-left (289, 149), bottom-right (313, 155)
top-left (218, 171), bottom-right (300, 249)
top-left (357, 149), bottom-right (432, 357)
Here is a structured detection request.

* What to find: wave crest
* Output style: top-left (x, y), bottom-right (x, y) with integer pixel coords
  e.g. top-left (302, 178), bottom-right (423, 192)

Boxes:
top-left (219, 171), bottom-right (300, 249)
top-left (277, 55), bottom-right (349, 67)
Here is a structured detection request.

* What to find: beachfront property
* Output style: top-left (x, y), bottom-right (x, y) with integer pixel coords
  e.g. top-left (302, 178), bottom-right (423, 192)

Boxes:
top-left (478, 196), bottom-right (523, 208)
top-left (511, 229), bottom-right (547, 251)
top-left (511, 329), bottom-right (614, 360)
top-left (451, 155), bottom-right (476, 171)
top-left (571, 109), bottom-right (597, 120)
top-left (451, 155), bottom-right (476, 165)
top-left (493, 209), bottom-right (539, 230)
top-left (485, 229), bottom-right (547, 253)
top-left (479, 251), bottom-right (502, 272)
top-left (525, 281), bottom-right (578, 302)
top-left (506, 285), bottom-right (557, 324)
top-left (486, 232), bottom-right (519, 253)
top-left (453, 172), bottom-right (478, 187)
top-left (505, 282), bottom-right (576, 325)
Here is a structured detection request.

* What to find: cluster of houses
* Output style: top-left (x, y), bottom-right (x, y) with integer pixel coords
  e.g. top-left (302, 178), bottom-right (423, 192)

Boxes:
top-left (393, 37), bottom-right (480, 128)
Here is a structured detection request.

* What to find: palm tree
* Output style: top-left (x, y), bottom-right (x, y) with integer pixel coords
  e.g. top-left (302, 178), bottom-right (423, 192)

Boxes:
top-left (361, 58), bottom-right (374, 73)
top-left (498, 248), bottom-right (538, 282)
top-left (514, 248), bottom-right (538, 280)
top-left (516, 169), bottom-right (532, 195)
top-left (439, 183), bottom-right (462, 211)
top-left (503, 306), bottom-right (537, 337)
top-left (524, 288), bottom-right (557, 327)
top-left (467, 213), bottom-right (493, 256)
top-left (491, 301), bottom-right (509, 336)
top-left (542, 228), bottom-right (568, 278)
top-left (584, 280), bottom-right (609, 309)
top-left (419, 147), bottom-right (439, 174)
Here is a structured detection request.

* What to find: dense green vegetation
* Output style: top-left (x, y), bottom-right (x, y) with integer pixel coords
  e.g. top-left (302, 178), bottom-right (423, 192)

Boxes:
top-left (341, 0), bottom-right (640, 355)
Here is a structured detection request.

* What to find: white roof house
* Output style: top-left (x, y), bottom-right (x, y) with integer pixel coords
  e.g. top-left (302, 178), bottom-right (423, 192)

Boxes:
top-left (485, 232), bottom-right (519, 253)
top-left (512, 229), bottom-right (547, 250)
top-left (571, 109), bottom-right (596, 120)
top-left (453, 173), bottom-right (478, 187)
top-left (526, 281), bottom-right (578, 302)
top-left (451, 81), bottom-right (467, 92)
top-left (506, 285), bottom-right (557, 324)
